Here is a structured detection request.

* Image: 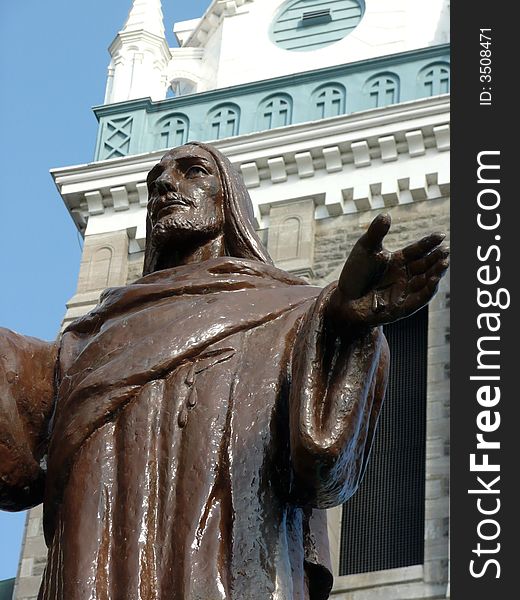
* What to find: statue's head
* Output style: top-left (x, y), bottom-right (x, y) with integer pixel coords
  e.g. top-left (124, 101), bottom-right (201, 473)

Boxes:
top-left (143, 142), bottom-right (272, 275)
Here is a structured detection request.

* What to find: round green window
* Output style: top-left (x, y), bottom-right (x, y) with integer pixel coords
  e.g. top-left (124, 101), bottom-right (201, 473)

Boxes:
top-left (271, 0), bottom-right (365, 52)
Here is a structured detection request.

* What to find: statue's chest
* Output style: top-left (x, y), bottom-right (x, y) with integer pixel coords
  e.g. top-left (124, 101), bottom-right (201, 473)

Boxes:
top-left (166, 339), bottom-right (240, 443)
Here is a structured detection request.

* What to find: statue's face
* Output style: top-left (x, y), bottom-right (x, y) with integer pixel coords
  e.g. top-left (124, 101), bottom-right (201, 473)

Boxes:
top-left (146, 145), bottom-right (224, 251)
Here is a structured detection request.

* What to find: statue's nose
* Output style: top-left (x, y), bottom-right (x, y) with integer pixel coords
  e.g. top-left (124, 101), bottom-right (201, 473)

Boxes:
top-left (155, 173), bottom-right (177, 195)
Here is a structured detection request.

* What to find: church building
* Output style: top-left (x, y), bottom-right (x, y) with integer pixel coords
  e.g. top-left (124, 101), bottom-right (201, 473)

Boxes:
top-left (13, 1), bottom-right (450, 598)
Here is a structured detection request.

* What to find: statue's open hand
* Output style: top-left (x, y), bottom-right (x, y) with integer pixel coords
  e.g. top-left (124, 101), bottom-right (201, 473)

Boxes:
top-left (328, 214), bottom-right (449, 329)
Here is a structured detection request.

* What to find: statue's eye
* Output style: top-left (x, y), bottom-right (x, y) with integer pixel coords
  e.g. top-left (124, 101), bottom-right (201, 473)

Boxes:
top-left (186, 165), bottom-right (209, 178)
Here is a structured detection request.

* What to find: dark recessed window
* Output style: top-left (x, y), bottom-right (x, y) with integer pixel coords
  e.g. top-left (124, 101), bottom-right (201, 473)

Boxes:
top-left (339, 307), bottom-right (428, 575)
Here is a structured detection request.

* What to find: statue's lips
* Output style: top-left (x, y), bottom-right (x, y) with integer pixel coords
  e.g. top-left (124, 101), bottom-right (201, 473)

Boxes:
top-left (150, 194), bottom-right (190, 221)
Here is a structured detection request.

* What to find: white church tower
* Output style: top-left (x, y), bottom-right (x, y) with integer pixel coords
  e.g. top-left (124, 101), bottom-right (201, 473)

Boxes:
top-left (105, 0), bottom-right (171, 103)
top-left (13, 2), bottom-right (451, 599)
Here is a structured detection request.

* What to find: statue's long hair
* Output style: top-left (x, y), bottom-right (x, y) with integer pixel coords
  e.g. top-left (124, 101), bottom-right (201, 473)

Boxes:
top-left (143, 142), bottom-right (273, 276)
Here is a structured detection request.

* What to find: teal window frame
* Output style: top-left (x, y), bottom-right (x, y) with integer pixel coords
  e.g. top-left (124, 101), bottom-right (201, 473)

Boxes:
top-left (312, 83), bottom-right (346, 118)
top-left (155, 113), bottom-right (190, 148)
top-left (257, 93), bottom-right (293, 129)
top-left (418, 62), bottom-right (450, 96)
top-left (364, 73), bottom-right (400, 108)
top-left (208, 103), bottom-right (241, 139)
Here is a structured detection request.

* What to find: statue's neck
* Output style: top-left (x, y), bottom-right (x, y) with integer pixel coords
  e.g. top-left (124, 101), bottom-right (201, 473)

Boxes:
top-left (154, 235), bottom-right (225, 270)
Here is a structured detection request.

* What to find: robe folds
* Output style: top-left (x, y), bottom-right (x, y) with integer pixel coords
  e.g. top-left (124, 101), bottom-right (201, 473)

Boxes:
top-left (0, 257), bottom-right (389, 600)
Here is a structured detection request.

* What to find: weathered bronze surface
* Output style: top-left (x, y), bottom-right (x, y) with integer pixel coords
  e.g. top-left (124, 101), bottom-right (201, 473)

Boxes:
top-left (0, 143), bottom-right (449, 599)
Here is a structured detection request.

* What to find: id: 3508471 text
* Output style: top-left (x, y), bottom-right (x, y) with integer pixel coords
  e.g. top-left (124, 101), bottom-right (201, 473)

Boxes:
top-left (479, 29), bottom-right (493, 106)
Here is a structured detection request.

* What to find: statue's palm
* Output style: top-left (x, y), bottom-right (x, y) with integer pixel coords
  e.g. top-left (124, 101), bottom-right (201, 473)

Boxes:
top-left (329, 214), bottom-right (449, 329)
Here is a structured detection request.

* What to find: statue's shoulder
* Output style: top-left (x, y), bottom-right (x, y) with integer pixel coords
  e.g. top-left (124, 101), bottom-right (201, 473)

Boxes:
top-left (64, 257), bottom-right (320, 338)
top-left (133, 256), bottom-right (310, 288)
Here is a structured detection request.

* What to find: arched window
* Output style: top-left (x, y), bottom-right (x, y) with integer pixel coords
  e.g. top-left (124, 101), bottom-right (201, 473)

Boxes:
top-left (156, 114), bottom-right (189, 148)
top-left (418, 62), bottom-right (450, 96)
top-left (312, 84), bottom-right (346, 119)
top-left (170, 78), bottom-right (197, 97)
top-left (208, 104), bottom-right (240, 139)
top-left (364, 73), bottom-right (400, 108)
top-left (258, 94), bottom-right (293, 129)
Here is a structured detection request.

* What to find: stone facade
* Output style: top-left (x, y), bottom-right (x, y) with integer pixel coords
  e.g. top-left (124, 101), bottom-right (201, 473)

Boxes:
top-left (317, 200), bottom-right (450, 599)
top-left (12, 506), bottom-right (45, 600)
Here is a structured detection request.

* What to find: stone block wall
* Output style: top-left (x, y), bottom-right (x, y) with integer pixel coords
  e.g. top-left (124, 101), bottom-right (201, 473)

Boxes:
top-left (12, 506), bottom-right (45, 600)
top-left (310, 199), bottom-right (450, 600)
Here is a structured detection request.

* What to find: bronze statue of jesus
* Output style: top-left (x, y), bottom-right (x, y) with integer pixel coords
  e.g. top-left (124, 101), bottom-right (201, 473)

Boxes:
top-left (0, 143), bottom-right (449, 599)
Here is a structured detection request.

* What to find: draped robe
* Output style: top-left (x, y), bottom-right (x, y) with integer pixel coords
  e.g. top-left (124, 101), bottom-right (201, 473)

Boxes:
top-left (0, 257), bottom-right (389, 600)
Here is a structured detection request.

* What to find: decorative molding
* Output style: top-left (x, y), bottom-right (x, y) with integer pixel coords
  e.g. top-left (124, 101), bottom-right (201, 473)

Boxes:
top-left (53, 98), bottom-right (450, 232)
top-left (111, 186), bottom-right (130, 212)
top-left (240, 162), bottom-right (260, 187)
top-left (351, 141), bottom-right (371, 167)
top-left (379, 135), bottom-right (398, 162)
top-left (322, 146), bottom-right (343, 173)
top-left (406, 130), bottom-right (426, 157)
top-left (85, 191), bottom-right (104, 216)
top-left (182, 0), bottom-right (254, 48)
top-left (136, 182), bottom-right (148, 207)
top-left (295, 152), bottom-right (314, 178)
top-left (94, 45), bottom-right (449, 160)
top-left (433, 124), bottom-right (450, 151)
top-left (267, 157), bottom-right (288, 183)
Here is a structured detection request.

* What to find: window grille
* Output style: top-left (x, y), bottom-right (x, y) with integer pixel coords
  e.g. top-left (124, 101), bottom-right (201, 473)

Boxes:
top-left (103, 116), bottom-right (133, 159)
top-left (301, 9), bottom-right (332, 26)
top-left (339, 307), bottom-right (428, 575)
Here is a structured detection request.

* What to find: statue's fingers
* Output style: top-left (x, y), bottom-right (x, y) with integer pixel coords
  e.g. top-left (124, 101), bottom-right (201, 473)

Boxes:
top-left (408, 245), bottom-right (450, 276)
top-left (402, 232), bottom-right (446, 261)
top-left (404, 275), bottom-right (442, 313)
top-left (358, 213), bottom-right (391, 252)
top-left (408, 255), bottom-right (450, 292)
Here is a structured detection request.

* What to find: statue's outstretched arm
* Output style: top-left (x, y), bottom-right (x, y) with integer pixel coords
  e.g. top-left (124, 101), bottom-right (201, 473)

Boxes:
top-left (289, 285), bottom-right (389, 509)
top-left (289, 214), bottom-right (449, 509)
top-left (0, 328), bottom-right (58, 511)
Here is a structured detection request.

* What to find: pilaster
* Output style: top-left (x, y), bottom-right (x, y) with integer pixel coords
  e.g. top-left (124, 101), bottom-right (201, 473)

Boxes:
top-left (62, 231), bottom-right (129, 328)
top-left (267, 199), bottom-right (316, 278)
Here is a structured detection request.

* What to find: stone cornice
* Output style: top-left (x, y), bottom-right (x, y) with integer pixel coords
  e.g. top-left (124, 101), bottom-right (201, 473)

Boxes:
top-left (52, 96), bottom-right (449, 233)
top-left (108, 29), bottom-right (172, 63)
top-left (182, 0), bottom-right (254, 48)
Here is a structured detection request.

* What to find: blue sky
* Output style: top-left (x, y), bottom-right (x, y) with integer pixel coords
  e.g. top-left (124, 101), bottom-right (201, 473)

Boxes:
top-left (0, 0), bottom-right (211, 581)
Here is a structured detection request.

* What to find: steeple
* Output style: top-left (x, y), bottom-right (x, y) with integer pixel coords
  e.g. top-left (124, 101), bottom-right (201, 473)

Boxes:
top-left (122, 0), bottom-right (165, 38)
top-left (104, 0), bottom-right (171, 104)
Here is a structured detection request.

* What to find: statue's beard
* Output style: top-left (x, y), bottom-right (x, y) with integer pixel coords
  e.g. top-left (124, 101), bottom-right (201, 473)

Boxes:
top-left (150, 211), bottom-right (223, 259)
